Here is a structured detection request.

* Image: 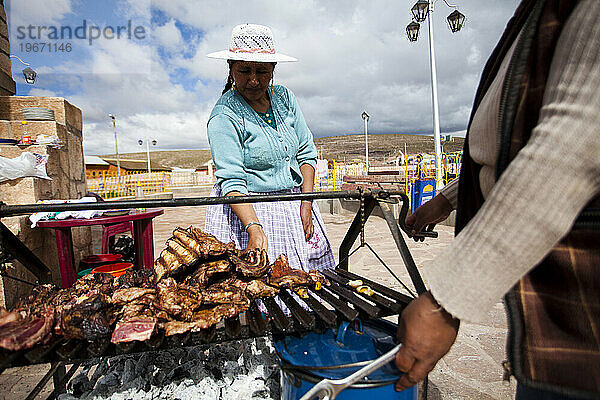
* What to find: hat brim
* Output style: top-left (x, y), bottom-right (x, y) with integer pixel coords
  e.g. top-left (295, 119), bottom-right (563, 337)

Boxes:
top-left (206, 50), bottom-right (297, 62)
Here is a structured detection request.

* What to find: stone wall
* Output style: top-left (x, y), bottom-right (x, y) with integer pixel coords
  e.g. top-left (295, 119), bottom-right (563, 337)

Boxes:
top-left (0, 97), bottom-right (90, 308)
top-left (0, 0), bottom-right (15, 96)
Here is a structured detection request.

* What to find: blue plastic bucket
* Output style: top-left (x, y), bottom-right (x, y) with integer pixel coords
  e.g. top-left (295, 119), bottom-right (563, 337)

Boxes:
top-left (274, 319), bottom-right (417, 400)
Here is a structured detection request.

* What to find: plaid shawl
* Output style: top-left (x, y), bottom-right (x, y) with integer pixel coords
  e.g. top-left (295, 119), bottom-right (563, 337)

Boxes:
top-left (455, 0), bottom-right (600, 396)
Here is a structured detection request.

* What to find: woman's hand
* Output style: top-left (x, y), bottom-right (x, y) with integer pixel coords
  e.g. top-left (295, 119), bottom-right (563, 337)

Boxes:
top-left (405, 193), bottom-right (453, 242)
top-left (300, 201), bottom-right (314, 241)
top-left (246, 224), bottom-right (268, 251)
top-left (395, 292), bottom-right (459, 391)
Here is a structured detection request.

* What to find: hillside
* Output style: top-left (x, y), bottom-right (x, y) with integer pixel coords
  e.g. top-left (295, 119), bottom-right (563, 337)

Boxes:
top-left (100, 134), bottom-right (464, 169)
top-left (313, 134), bottom-right (464, 164)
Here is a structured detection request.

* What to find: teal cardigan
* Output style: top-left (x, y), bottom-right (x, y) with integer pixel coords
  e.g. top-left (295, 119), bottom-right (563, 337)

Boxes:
top-left (207, 85), bottom-right (318, 195)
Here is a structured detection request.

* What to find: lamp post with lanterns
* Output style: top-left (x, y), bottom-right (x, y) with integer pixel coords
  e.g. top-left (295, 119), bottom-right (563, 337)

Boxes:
top-left (138, 137), bottom-right (157, 174)
top-left (406, 0), bottom-right (465, 188)
top-left (361, 111), bottom-right (370, 174)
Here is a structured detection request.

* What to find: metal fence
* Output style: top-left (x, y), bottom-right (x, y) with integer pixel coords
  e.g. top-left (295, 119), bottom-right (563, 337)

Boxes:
top-left (86, 171), bottom-right (215, 199)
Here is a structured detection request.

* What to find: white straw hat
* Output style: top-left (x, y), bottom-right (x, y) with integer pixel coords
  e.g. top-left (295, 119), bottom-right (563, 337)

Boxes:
top-left (207, 24), bottom-right (297, 63)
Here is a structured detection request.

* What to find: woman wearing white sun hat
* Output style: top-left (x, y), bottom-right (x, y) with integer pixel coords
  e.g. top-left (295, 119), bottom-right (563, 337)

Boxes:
top-left (204, 24), bottom-right (335, 274)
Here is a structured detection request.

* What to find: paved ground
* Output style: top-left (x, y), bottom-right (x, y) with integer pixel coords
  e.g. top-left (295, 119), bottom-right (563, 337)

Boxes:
top-left (0, 205), bottom-right (516, 399)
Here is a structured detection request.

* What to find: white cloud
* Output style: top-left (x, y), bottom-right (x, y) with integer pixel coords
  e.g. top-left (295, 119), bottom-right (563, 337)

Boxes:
top-left (6, 0), bottom-right (72, 28)
top-left (153, 19), bottom-right (184, 51)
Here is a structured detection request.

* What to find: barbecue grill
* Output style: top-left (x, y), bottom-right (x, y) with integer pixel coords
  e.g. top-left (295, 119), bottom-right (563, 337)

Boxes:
top-left (0, 189), bottom-right (433, 399)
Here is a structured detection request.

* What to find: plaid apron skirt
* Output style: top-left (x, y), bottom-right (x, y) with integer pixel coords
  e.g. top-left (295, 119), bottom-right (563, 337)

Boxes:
top-left (204, 185), bottom-right (336, 272)
top-left (204, 185), bottom-right (336, 315)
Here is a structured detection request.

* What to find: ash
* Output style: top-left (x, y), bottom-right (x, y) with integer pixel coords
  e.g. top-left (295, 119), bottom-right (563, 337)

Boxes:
top-left (58, 337), bottom-right (280, 400)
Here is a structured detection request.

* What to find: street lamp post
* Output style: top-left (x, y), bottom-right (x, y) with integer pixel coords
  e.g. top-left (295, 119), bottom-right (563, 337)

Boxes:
top-left (138, 137), bottom-right (157, 174)
top-left (108, 114), bottom-right (121, 192)
top-left (361, 111), bottom-right (370, 174)
top-left (407, 0), bottom-right (465, 189)
top-left (9, 55), bottom-right (37, 84)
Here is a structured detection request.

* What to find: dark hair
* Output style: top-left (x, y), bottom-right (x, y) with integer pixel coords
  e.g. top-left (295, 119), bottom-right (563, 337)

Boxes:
top-left (221, 60), bottom-right (276, 95)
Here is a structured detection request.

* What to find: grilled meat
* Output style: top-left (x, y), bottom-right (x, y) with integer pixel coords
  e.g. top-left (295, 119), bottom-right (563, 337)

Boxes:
top-left (154, 248), bottom-right (182, 281)
top-left (167, 238), bottom-right (198, 267)
top-left (155, 278), bottom-right (203, 320)
top-left (0, 308), bottom-right (54, 351)
top-left (60, 293), bottom-right (115, 340)
top-left (111, 288), bottom-right (155, 305)
top-left (268, 255), bottom-right (312, 288)
top-left (270, 254), bottom-right (292, 276)
top-left (162, 303), bottom-right (248, 336)
top-left (183, 259), bottom-right (231, 287)
top-left (187, 227), bottom-right (236, 257)
top-left (116, 268), bottom-right (155, 289)
top-left (201, 278), bottom-right (249, 306)
top-left (245, 279), bottom-right (279, 299)
top-left (61, 309), bottom-right (112, 340)
top-left (228, 249), bottom-right (270, 278)
top-left (111, 317), bottom-right (157, 343)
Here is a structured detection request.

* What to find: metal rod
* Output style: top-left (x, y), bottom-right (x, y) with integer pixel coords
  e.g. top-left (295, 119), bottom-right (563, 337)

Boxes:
top-left (47, 362), bottom-right (81, 400)
top-left (25, 362), bottom-right (64, 400)
top-left (338, 195), bottom-right (377, 270)
top-left (336, 269), bottom-right (413, 306)
top-left (377, 200), bottom-right (427, 295)
top-left (0, 190), bottom-right (404, 217)
top-left (0, 222), bottom-right (52, 283)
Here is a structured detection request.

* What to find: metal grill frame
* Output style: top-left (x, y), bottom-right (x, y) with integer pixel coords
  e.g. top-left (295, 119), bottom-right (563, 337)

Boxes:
top-left (0, 189), bottom-right (429, 399)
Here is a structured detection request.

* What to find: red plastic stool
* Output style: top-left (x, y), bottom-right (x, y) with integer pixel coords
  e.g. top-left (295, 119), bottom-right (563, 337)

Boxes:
top-left (101, 222), bottom-right (133, 253)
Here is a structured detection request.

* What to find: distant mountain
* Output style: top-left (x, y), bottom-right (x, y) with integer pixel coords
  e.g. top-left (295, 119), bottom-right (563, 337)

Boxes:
top-left (99, 133), bottom-right (464, 169)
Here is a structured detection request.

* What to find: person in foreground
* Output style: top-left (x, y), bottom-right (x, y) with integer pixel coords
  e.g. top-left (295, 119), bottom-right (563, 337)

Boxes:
top-left (204, 24), bottom-right (335, 273)
top-left (395, 0), bottom-right (600, 399)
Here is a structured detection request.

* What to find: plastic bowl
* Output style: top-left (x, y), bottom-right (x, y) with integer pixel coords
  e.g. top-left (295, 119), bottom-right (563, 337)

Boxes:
top-left (92, 262), bottom-right (134, 277)
top-left (79, 254), bottom-right (122, 271)
top-left (77, 267), bottom-right (94, 277)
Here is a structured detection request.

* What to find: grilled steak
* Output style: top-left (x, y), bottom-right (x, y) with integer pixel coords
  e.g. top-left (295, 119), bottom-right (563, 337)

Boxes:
top-left (228, 249), bottom-right (271, 278)
top-left (116, 268), bottom-right (155, 289)
top-left (0, 308), bottom-right (55, 351)
top-left (268, 255), bottom-right (312, 288)
top-left (60, 294), bottom-right (114, 340)
top-left (111, 317), bottom-right (157, 343)
top-left (111, 288), bottom-right (155, 305)
top-left (201, 278), bottom-right (249, 305)
top-left (167, 238), bottom-right (198, 267)
top-left (183, 259), bottom-right (231, 287)
top-left (155, 278), bottom-right (203, 320)
top-left (245, 279), bottom-right (279, 299)
top-left (162, 303), bottom-right (248, 336)
top-left (154, 248), bottom-right (182, 281)
top-left (187, 227), bottom-right (236, 258)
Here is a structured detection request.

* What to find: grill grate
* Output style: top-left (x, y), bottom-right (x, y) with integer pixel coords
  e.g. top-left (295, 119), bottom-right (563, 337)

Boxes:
top-left (0, 269), bottom-right (411, 369)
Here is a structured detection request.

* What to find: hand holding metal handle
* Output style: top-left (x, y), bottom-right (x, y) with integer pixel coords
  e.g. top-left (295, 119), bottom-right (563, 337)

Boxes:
top-left (396, 192), bottom-right (438, 238)
top-left (299, 343), bottom-right (402, 400)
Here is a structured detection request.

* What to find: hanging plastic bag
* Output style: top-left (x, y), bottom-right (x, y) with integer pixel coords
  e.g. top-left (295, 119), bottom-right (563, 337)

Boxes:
top-left (0, 152), bottom-right (51, 183)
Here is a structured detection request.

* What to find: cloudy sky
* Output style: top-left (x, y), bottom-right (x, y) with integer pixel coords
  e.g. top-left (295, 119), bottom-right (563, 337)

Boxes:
top-left (6, 0), bottom-right (520, 155)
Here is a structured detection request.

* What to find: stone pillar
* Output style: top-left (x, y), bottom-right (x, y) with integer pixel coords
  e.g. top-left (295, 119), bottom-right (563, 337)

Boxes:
top-left (0, 97), bottom-right (90, 308)
top-left (0, 0), bottom-right (15, 96)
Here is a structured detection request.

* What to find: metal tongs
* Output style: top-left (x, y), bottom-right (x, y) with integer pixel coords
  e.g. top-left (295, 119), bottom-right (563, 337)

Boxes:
top-left (299, 344), bottom-right (402, 400)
